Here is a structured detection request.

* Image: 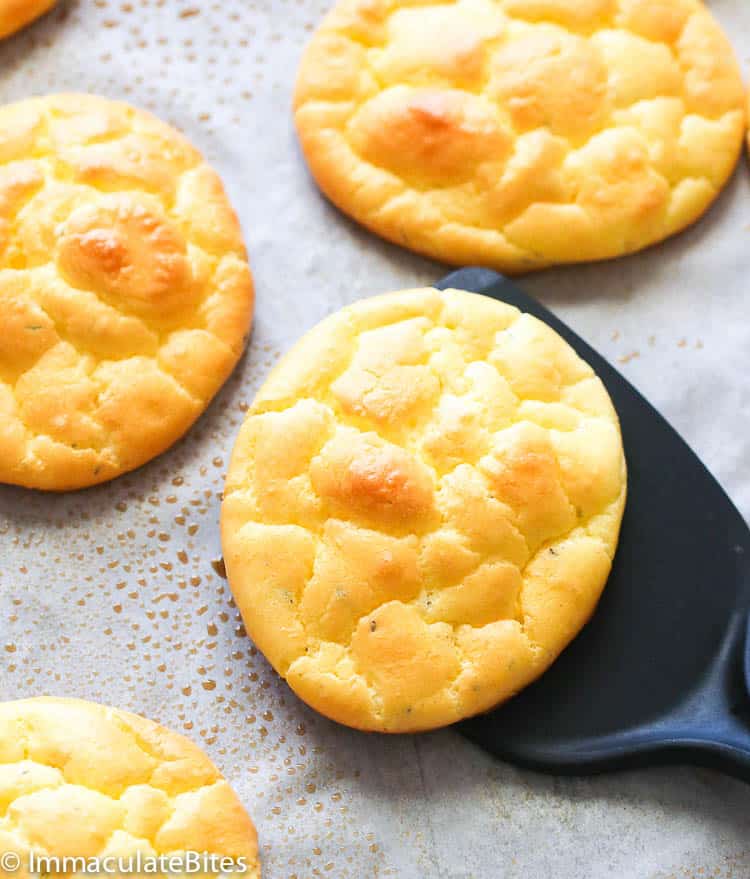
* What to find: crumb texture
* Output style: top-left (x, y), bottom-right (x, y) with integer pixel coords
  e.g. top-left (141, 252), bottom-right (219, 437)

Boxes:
top-left (0, 698), bottom-right (260, 878)
top-left (0, 0), bottom-right (55, 38)
top-left (222, 288), bottom-right (627, 732)
top-left (0, 94), bottom-right (254, 490)
top-left (294, 0), bottom-right (745, 271)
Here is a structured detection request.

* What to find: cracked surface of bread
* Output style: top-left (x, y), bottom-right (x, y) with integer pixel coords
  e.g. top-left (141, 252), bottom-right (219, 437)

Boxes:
top-left (0, 94), bottom-right (254, 491)
top-left (222, 288), bottom-right (627, 733)
top-left (294, 0), bottom-right (746, 272)
top-left (0, 0), bottom-right (55, 38)
top-left (0, 698), bottom-right (260, 879)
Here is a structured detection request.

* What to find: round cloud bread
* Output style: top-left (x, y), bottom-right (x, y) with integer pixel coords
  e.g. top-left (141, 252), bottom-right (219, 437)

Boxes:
top-left (294, 0), bottom-right (746, 273)
top-left (0, 0), bottom-right (55, 39)
top-left (0, 94), bottom-right (254, 491)
top-left (0, 698), bottom-right (260, 878)
top-left (222, 287), bottom-right (627, 733)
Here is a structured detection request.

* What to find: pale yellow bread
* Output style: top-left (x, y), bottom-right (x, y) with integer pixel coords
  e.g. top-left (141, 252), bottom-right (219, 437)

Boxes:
top-left (222, 287), bottom-right (627, 733)
top-left (0, 0), bottom-right (55, 38)
top-left (0, 697), bottom-right (260, 879)
top-left (294, 0), bottom-right (746, 273)
top-left (0, 94), bottom-right (254, 490)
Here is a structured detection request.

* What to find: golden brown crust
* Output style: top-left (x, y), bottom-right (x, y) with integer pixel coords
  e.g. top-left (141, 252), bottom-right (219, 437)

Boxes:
top-left (0, 697), bottom-right (260, 879)
top-left (0, 94), bottom-right (254, 490)
top-left (222, 288), bottom-right (627, 733)
top-left (294, 0), bottom-right (746, 272)
top-left (0, 0), bottom-right (55, 38)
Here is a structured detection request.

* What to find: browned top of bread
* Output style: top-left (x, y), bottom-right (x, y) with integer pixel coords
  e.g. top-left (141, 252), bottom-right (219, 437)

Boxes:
top-left (223, 288), bottom-right (626, 733)
top-left (0, 697), bottom-right (260, 878)
top-left (295, 0), bottom-right (745, 272)
top-left (0, 94), bottom-right (254, 490)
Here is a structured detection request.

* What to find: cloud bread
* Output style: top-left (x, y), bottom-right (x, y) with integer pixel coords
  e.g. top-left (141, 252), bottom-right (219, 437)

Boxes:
top-left (222, 287), bottom-right (627, 733)
top-left (0, 697), bottom-right (260, 878)
top-left (0, 94), bottom-right (254, 490)
top-left (294, 0), bottom-right (746, 272)
top-left (0, 0), bottom-right (55, 39)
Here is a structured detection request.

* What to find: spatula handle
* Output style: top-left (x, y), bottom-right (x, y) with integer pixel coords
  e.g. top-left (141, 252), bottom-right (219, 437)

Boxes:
top-left (566, 612), bottom-right (750, 782)
top-left (695, 727), bottom-right (750, 782)
top-left (690, 609), bottom-right (750, 782)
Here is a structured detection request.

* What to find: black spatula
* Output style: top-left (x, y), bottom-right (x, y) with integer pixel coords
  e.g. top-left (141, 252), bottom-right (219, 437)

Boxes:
top-left (435, 268), bottom-right (750, 782)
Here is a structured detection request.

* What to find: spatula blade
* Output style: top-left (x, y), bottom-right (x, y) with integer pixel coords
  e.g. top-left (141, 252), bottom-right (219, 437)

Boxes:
top-left (436, 268), bottom-right (750, 780)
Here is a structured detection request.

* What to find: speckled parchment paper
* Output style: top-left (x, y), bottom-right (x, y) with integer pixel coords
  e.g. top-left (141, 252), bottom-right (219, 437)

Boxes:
top-left (1, 2), bottom-right (749, 877)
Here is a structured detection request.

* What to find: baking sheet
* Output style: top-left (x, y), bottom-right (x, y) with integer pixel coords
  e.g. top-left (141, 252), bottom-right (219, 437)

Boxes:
top-left (1, 1), bottom-right (750, 877)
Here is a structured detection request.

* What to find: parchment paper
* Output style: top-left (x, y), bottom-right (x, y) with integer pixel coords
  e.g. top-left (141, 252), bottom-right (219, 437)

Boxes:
top-left (1, 1), bottom-right (749, 877)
